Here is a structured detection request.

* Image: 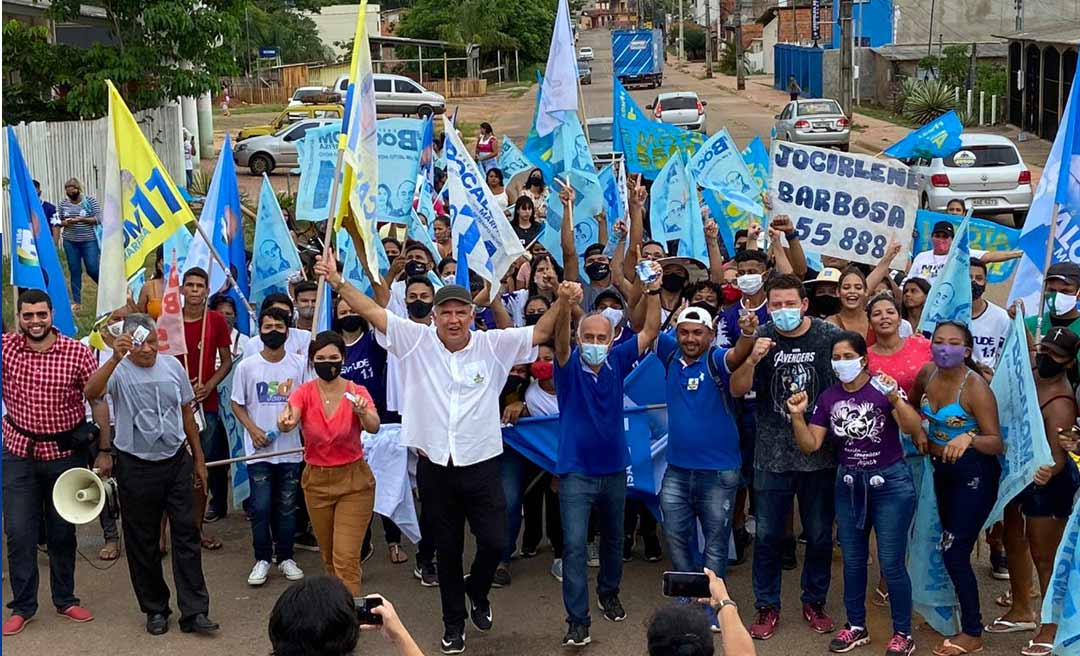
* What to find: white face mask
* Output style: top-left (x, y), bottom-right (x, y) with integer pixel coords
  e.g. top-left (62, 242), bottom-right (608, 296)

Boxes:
top-left (1052, 292), bottom-right (1078, 316)
top-left (600, 307), bottom-right (624, 330)
top-left (736, 273), bottom-right (764, 295)
top-left (831, 358), bottom-right (864, 384)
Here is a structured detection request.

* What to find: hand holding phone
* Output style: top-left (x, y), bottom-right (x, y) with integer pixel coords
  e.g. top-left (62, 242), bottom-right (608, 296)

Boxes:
top-left (354, 596), bottom-right (383, 625)
top-left (662, 571), bottom-right (712, 599)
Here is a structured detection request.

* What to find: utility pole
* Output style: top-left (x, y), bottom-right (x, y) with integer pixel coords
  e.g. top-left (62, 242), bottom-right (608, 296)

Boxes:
top-left (1015, 0), bottom-right (1024, 31)
top-left (679, 0), bottom-right (685, 63)
top-left (839, 0), bottom-right (852, 117)
top-left (705, 0), bottom-right (713, 78)
top-left (927, 0), bottom-right (936, 56)
top-left (735, 0), bottom-right (744, 89)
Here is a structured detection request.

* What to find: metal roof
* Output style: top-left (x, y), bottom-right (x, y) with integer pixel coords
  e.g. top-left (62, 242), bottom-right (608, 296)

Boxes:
top-left (991, 25), bottom-right (1080, 45)
top-left (870, 42), bottom-right (1008, 61)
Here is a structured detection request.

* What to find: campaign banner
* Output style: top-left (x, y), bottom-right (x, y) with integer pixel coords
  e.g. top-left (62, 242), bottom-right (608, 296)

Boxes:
top-left (375, 118), bottom-right (425, 224)
top-left (650, 152), bottom-right (695, 246)
top-left (984, 312), bottom-right (1055, 529)
top-left (688, 128), bottom-right (763, 217)
top-left (914, 210), bottom-right (1019, 284)
top-left (1040, 494), bottom-right (1080, 653)
top-left (295, 122), bottom-right (345, 222)
top-left (918, 215), bottom-right (972, 333)
top-left (908, 457), bottom-right (962, 637)
top-left (769, 141), bottom-right (919, 266)
top-left (613, 77), bottom-right (704, 178)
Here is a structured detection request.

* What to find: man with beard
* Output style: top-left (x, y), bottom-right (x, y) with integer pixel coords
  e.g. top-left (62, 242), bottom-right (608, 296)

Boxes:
top-left (2, 289), bottom-right (98, 636)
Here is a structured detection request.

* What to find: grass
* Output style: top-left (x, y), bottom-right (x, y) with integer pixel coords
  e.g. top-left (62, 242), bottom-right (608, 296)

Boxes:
top-left (214, 103), bottom-right (287, 117)
top-left (3, 255), bottom-right (102, 336)
top-left (853, 103), bottom-right (919, 130)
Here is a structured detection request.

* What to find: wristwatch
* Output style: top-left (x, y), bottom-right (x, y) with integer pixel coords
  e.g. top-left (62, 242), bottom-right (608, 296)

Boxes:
top-left (647, 288), bottom-right (661, 296)
top-left (713, 598), bottom-right (738, 611)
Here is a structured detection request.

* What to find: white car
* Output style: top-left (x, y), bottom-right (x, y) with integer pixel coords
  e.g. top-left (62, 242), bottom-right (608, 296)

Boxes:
top-left (331, 73), bottom-right (446, 117)
top-left (647, 91), bottom-right (707, 131)
top-left (287, 86), bottom-right (334, 107)
top-left (578, 46), bottom-right (595, 60)
top-left (901, 133), bottom-right (1033, 228)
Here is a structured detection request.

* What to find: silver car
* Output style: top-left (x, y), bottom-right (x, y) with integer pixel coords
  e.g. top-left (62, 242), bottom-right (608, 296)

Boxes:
top-left (773, 98), bottom-right (850, 150)
top-left (587, 117), bottom-right (616, 165)
top-left (903, 133), bottom-right (1033, 228)
top-left (647, 92), bottom-right (706, 131)
top-left (234, 118), bottom-right (340, 175)
top-left (332, 73), bottom-right (446, 117)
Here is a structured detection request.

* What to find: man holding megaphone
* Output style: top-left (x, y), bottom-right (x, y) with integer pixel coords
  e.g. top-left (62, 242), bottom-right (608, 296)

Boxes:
top-left (85, 313), bottom-right (218, 637)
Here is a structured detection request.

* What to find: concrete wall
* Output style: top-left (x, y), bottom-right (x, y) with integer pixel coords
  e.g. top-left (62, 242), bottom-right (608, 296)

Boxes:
top-left (305, 4), bottom-right (381, 60)
top-left (893, 0), bottom-right (1080, 46)
top-left (762, 17), bottom-right (778, 74)
top-left (821, 47), bottom-right (878, 103)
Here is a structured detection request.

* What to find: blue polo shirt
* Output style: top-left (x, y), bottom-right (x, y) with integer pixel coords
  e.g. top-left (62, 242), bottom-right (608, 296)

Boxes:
top-left (656, 333), bottom-right (740, 471)
top-left (554, 338), bottom-right (640, 476)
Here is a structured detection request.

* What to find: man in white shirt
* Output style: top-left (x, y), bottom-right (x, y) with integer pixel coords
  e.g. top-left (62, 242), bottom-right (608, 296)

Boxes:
top-left (242, 293), bottom-right (312, 360)
top-left (969, 258), bottom-right (1010, 370)
top-left (230, 307), bottom-right (308, 588)
top-left (907, 220), bottom-right (1019, 285)
top-left (316, 251), bottom-right (566, 656)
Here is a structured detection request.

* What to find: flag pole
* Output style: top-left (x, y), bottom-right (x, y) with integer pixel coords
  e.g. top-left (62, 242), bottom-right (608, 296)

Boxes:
top-left (1034, 202), bottom-right (1061, 341)
top-left (189, 220), bottom-right (256, 323)
top-left (311, 147), bottom-right (349, 333)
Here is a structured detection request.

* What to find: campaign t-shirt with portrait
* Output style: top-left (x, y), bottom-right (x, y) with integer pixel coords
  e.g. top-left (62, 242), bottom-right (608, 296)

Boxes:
top-left (970, 301), bottom-right (1010, 369)
top-left (809, 381), bottom-right (905, 470)
top-left (753, 318), bottom-right (841, 473)
top-left (908, 247), bottom-right (987, 285)
top-left (230, 351), bottom-right (307, 465)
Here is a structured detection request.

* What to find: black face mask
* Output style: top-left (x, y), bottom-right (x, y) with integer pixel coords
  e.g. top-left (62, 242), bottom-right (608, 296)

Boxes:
top-left (524, 313), bottom-right (543, 326)
top-left (661, 273), bottom-right (687, 293)
top-left (66, 191), bottom-right (79, 200)
top-left (1036, 353), bottom-right (1069, 379)
top-left (261, 329), bottom-right (288, 350)
top-left (405, 261), bottom-right (428, 278)
top-left (338, 315), bottom-right (364, 333)
top-left (407, 300), bottom-right (433, 320)
top-left (501, 375), bottom-right (528, 399)
top-left (971, 282), bottom-right (986, 300)
top-left (584, 261), bottom-right (610, 282)
top-left (692, 302), bottom-right (718, 318)
top-left (313, 360), bottom-right (342, 382)
top-left (527, 176), bottom-right (543, 188)
top-left (811, 294), bottom-right (842, 317)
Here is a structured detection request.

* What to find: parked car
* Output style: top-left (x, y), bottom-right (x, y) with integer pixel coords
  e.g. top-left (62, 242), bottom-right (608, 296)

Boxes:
top-left (237, 104), bottom-right (343, 141)
top-left (646, 91), bottom-right (706, 131)
top-left (586, 117), bottom-right (617, 165)
top-left (234, 118), bottom-right (340, 175)
top-left (331, 73), bottom-right (446, 117)
top-left (578, 46), bottom-right (595, 60)
top-left (773, 98), bottom-right (850, 150)
top-left (287, 86), bottom-right (337, 107)
top-left (901, 133), bottom-right (1033, 227)
top-left (577, 58), bottom-right (592, 85)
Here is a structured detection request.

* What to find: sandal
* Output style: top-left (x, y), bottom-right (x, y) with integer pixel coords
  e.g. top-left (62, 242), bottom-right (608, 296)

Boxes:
top-left (98, 541), bottom-right (120, 561)
top-left (200, 535), bottom-right (223, 550)
top-left (996, 590), bottom-right (1013, 608)
top-left (932, 639), bottom-right (985, 656)
top-left (388, 544), bottom-right (408, 564)
top-left (872, 587), bottom-right (890, 607)
top-left (984, 617), bottom-right (1037, 633)
top-left (1020, 641), bottom-right (1054, 656)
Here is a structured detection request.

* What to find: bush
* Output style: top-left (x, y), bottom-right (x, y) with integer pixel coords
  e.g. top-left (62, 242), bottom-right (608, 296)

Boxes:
top-left (901, 79), bottom-right (959, 124)
top-left (718, 39), bottom-right (737, 76)
top-left (682, 24), bottom-right (707, 60)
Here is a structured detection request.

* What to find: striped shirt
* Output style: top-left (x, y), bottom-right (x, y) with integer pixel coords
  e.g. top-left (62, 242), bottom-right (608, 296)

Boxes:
top-left (58, 195), bottom-right (101, 242)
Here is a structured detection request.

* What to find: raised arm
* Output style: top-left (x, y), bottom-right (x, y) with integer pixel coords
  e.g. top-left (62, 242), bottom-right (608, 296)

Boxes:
top-left (730, 337), bottom-right (773, 398)
top-left (315, 251), bottom-right (389, 334)
top-left (609, 221), bottom-right (635, 300)
top-left (979, 249), bottom-right (1022, 264)
top-left (85, 334), bottom-right (131, 401)
top-left (625, 175), bottom-right (646, 280)
top-left (554, 281), bottom-right (581, 366)
top-left (724, 311), bottom-right (761, 371)
top-left (771, 215), bottom-right (807, 278)
top-left (704, 218), bottom-right (726, 283)
top-left (786, 390), bottom-right (828, 454)
top-left (867, 240), bottom-right (904, 296)
top-left (636, 261), bottom-right (663, 354)
top-left (768, 227), bottom-right (794, 274)
top-left (559, 184), bottom-right (580, 283)
top-left (531, 282), bottom-right (574, 345)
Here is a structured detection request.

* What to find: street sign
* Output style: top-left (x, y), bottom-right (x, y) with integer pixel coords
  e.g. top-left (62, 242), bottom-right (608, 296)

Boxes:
top-left (811, 0), bottom-right (820, 44)
top-left (258, 46), bottom-right (280, 59)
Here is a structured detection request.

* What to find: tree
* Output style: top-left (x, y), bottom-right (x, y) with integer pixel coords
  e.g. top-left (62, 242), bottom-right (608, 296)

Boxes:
top-left (682, 23), bottom-right (706, 60)
top-left (396, 0), bottom-right (556, 67)
top-left (239, 0), bottom-right (334, 74)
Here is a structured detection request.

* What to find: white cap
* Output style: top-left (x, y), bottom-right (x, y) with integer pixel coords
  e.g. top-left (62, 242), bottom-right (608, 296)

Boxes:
top-left (675, 306), bottom-right (714, 328)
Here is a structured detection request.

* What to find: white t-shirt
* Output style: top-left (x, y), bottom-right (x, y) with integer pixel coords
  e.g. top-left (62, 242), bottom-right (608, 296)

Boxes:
top-left (899, 319), bottom-right (914, 338)
top-left (492, 190), bottom-right (509, 217)
top-left (908, 248), bottom-right (987, 284)
top-left (82, 338), bottom-right (115, 423)
top-left (971, 301), bottom-right (1010, 369)
top-left (375, 312), bottom-right (537, 466)
top-left (229, 351), bottom-right (307, 464)
top-left (243, 328), bottom-right (312, 361)
top-left (524, 380), bottom-right (558, 417)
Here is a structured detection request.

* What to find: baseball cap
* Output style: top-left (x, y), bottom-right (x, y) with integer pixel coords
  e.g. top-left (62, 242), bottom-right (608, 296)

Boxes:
top-left (1046, 262), bottom-right (1080, 286)
top-left (433, 284), bottom-right (473, 307)
top-left (805, 268), bottom-right (842, 285)
top-left (656, 256), bottom-right (708, 284)
top-left (592, 289), bottom-right (624, 311)
top-left (931, 221), bottom-right (955, 238)
top-left (675, 306), bottom-right (714, 329)
top-left (1042, 326), bottom-right (1080, 357)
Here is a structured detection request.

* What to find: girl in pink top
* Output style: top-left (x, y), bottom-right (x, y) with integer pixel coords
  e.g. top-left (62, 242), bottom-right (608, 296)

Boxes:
top-left (867, 294), bottom-right (932, 396)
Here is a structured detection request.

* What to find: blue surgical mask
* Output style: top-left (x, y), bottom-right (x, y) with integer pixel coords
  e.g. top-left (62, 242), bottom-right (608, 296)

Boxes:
top-left (771, 308), bottom-right (803, 332)
top-left (580, 343), bottom-right (609, 366)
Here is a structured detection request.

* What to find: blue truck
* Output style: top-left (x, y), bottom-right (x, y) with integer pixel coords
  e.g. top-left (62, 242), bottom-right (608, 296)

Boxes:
top-left (611, 28), bottom-right (664, 88)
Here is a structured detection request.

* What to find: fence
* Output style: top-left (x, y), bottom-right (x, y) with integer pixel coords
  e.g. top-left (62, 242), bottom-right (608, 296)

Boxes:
top-left (2, 103), bottom-right (185, 249)
top-left (774, 44), bottom-right (824, 98)
top-left (218, 83), bottom-right (293, 107)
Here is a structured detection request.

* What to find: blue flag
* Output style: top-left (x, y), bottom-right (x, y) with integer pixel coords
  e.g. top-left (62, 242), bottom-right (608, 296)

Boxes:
top-left (337, 229), bottom-right (374, 296)
top-left (985, 312), bottom-right (1056, 528)
top-left (250, 175), bottom-right (302, 311)
top-left (499, 135), bottom-right (537, 183)
top-left (742, 136), bottom-right (771, 192)
top-left (536, 208), bottom-right (565, 264)
top-left (216, 358), bottom-right (250, 508)
top-left (679, 159), bottom-right (709, 265)
top-left (1041, 493), bottom-right (1080, 652)
top-left (376, 118), bottom-right (425, 225)
top-left (612, 77), bottom-right (705, 179)
top-left (416, 116), bottom-right (438, 224)
top-left (914, 210), bottom-right (1019, 284)
top-left (701, 189), bottom-right (739, 255)
top-left (547, 187), bottom-right (600, 262)
top-left (918, 215), bottom-right (972, 334)
top-left (649, 152), bottom-right (696, 247)
top-left (884, 110), bottom-right (963, 160)
top-left (688, 128), bottom-right (763, 217)
top-left (296, 122), bottom-right (345, 222)
top-left (162, 224), bottom-right (193, 280)
top-left (6, 127), bottom-right (76, 335)
top-left (598, 165), bottom-right (624, 230)
top-left (909, 457), bottom-right (962, 637)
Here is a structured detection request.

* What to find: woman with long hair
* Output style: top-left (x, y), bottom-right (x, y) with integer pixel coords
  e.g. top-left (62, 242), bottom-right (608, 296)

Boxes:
top-left (487, 167), bottom-right (509, 217)
top-left (522, 167), bottom-right (548, 220)
top-left (510, 195), bottom-right (543, 246)
top-left (867, 294), bottom-right (929, 395)
top-left (139, 247), bottom-right (167, 319)
top-left (911, 321), bottom-right (1004, 656)
top-left (503, 253), bottom-right (563, 326)
top-left (475, 122), bottom-right (498, 173)
top-left (827, 267), bottom-right (871, 343)
top-left (901, 278), bottom-right (931, 332)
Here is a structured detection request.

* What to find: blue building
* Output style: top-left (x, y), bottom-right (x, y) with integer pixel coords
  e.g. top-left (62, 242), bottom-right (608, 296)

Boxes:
top-left (830, 0), bottom-right (894, 49)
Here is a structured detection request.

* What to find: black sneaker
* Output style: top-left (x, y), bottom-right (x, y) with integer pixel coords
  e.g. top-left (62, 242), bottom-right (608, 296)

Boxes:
top-left (203, 509), bottom-right (223, 523)
top-left (519, 545), bottom-right (539, 558)
top-left (414, 560), bottom-right (439, 587)
top-left (623, 535), bottom-right (634, 561)
top-left (732, 527), bottom-right (752, 566)
top-left (441, 627), bottom-right (465, 655)
top-left (468, 595), bottom-right (493, 632)
top-left (492, 564), bottom-right (511, 588)
top-left (643, 534), bottom-right (663, 562)
top-left (781, 538), bottom-right (798, 571)
top-left (828, 625), bottom-right (870, 653)
top-left (294, 532), bottom-right (320, 552)
top-left (563, 622), bottom-right (591, 647)
top-left (598, 594), bottom-right (627, 622)
top-left (990, 550), bottom-right (1009, 580)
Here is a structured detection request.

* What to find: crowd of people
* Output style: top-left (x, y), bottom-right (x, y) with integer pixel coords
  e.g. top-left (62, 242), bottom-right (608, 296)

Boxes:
top-left (4, 158), bottom-right (1079, 656)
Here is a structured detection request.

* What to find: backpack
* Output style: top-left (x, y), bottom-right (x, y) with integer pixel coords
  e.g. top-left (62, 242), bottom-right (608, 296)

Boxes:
top-left (661, 345), bottom-right (737, 419)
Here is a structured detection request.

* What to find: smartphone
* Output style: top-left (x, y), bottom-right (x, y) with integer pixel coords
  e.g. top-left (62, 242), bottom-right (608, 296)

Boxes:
top-left (662, 571), bottom-right (711, 599)
top-left (870, 374), bottom-right (896, 396)
top-left (354, 596), bottom-right (383, 625)
top-left (132, 325), bottom-right (150, 346)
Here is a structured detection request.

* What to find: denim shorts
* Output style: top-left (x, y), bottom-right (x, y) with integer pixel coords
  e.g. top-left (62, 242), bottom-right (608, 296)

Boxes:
top-left (1016, 465), bottom-right (1080, 519)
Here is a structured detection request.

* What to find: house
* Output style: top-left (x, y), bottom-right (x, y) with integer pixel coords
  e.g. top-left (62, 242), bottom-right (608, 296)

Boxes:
top-left (756, 3), bottom-right (834, 74)
top-left (995, 25), bottom-right (1080, 140)
top-left (380, 7), bottom-right (408, 35)
top-left (855, 42), bottom-right (1007, 107)
top-left (304, 3), bottom-right (381, 60)
top-left (3, 0), bottom-right (115, 46)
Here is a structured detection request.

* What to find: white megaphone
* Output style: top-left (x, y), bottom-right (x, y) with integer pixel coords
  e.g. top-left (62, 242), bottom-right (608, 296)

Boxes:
top-left (52, 468), bottom-right (118, 525)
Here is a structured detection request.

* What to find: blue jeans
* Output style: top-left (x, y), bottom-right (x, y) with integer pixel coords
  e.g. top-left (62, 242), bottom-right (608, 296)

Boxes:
top-left (559, 472), bottom-right (626, 626)
top-left (199, 411), bottom-right (229, 516)
top-left (752, 467), bottom-right (836, 610)
top-left (62, 238), bottom-right (100, 304)
top-left (659, 466), bottom-right (740, 578)
top-left (501, 445), bottom-right (530, 562)
top-left (835, 461), bottom-right (916, 635)
top-left (248, 462), bottom-right (302, 562)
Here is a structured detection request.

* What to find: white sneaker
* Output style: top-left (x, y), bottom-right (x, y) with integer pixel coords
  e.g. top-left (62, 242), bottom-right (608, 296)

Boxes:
top-left (587, 542), bottom-right (600, 568)
top-left (279, 559), bottom-right (304, 581)
top-left (248, 560), bottom-right (271, 586)
top-left (551, 558), bottom-right (564, 582)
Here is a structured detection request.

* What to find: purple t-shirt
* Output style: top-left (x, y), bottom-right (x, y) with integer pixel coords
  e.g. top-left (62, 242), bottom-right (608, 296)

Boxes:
top-left (808, 381), bottom-right (904, 470)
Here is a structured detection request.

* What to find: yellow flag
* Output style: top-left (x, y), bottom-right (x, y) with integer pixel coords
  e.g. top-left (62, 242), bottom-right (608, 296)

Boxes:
top-left (96, 80), bottom-right (194, 319)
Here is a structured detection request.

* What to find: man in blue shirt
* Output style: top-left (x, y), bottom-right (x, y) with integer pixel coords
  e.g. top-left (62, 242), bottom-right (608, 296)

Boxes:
top-left (656, 305), bottom-right (763, 595)
top-left (553, 265), bottom-right (661, 648)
